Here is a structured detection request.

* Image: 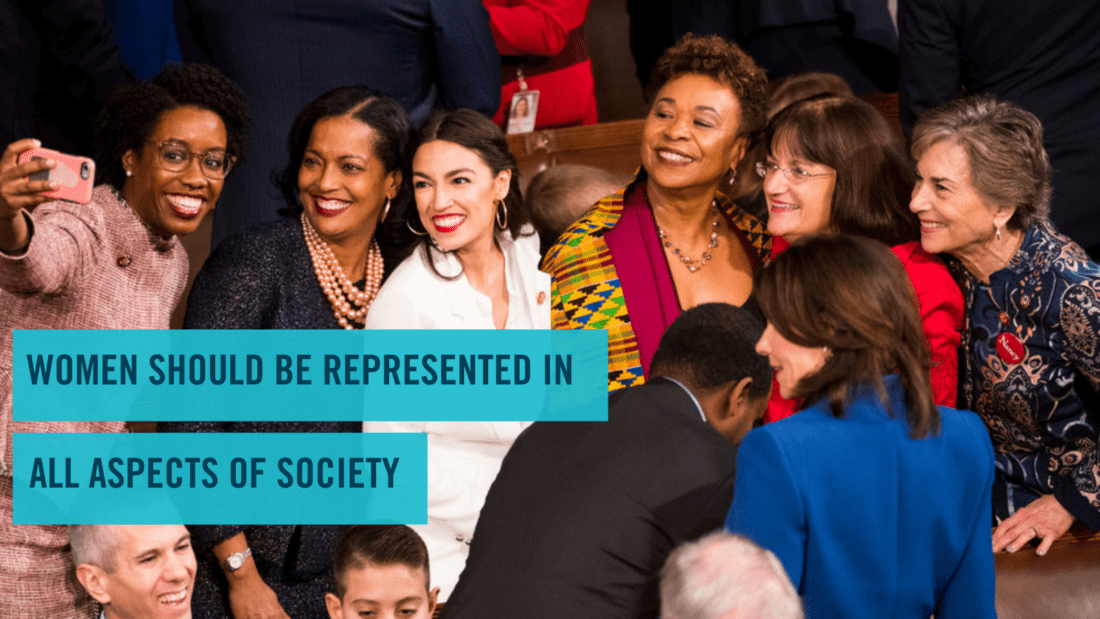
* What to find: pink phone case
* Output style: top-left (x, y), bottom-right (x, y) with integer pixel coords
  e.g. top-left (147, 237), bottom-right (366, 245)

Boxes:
top-left (18, 147), bottom-right (96, 205)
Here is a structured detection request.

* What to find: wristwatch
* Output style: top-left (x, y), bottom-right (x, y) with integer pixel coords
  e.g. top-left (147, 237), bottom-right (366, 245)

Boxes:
top-left (222, 548), bottom-right (252, 572)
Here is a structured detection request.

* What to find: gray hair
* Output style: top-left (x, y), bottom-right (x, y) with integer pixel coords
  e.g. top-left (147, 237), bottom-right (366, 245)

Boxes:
top-left (661, 531), bottom-right (803, 619)
top-left (910, 94), bottom-right (1051, 231)
top-left (69, 525), bottom-right (120, 572)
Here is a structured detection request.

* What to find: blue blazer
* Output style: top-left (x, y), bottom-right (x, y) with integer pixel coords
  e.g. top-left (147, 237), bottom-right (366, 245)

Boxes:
top-left (726, 375), bottom-right (996, 619)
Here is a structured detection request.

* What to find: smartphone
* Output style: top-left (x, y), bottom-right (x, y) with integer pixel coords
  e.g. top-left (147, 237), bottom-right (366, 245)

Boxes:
top-left (17, 147), bottom-right (96, 205)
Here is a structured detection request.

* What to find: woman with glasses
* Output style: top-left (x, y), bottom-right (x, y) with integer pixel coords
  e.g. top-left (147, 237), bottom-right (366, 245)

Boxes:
top-left (0, 64), bottom-right (248, 619)
top-left (757, 95), bottom-right (963, 422)
top-left (543, 34), bottom-right (771, 393)
top-left (160, 86), bottom-right (413, 619)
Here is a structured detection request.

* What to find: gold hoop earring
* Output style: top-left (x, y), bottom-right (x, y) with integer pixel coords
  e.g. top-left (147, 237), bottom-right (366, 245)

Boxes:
top-left (380, 198), bottom-right (391, 223)
top-left (407, 217), bottom-right (428, 236)
top-left (496, 200), bottom-right (508, 229)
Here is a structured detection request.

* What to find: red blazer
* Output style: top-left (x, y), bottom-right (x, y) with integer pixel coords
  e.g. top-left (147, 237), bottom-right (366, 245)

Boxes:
top-left (484, 0), bottom-right (598, 129)
top-left (765, 239), bottom-right (964, 423)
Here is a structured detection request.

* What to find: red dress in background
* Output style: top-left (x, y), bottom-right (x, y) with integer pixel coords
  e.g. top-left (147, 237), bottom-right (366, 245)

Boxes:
top-left (484, 0), bottom-right (598, 129)
top-left (765, 238), bottom-right (963, 423)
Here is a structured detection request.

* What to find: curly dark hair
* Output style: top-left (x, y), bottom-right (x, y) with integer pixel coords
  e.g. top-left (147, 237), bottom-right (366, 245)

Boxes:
top-left (648, 34), bottom-right (768, 139)
top-left (93, 64), bottom-right (250, 191)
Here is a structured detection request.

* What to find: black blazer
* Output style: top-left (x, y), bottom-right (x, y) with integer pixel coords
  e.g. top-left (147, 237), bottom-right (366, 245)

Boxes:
top-left (440, 378), bottom-right (740, 619)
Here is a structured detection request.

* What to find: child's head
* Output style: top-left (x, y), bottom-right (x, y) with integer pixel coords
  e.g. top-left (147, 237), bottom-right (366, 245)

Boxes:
top-left (326, 525), bottom-right (438, 619)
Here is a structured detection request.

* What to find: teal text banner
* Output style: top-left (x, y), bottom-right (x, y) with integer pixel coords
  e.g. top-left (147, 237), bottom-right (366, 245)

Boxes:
top-left (14, 433), bottom-right (427, 524)
top-left (13, 329), bottom-right (607, 422)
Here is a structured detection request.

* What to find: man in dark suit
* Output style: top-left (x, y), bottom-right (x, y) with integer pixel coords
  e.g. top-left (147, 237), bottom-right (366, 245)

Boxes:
top-left (174, 0), bottom-right (501, 247)
top-left (1, 0), bottom-right (133, 155)
top-left (899, 0), bottom-right (1100, 256)
top-left (630, 0), bottom-right (898, 95)
top-left (439, 303), bottom-right (772, 619)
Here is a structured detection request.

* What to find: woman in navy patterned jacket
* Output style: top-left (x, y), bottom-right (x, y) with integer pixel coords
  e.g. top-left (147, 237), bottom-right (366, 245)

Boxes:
top-left (910, 95), bottom-right (1100, 556)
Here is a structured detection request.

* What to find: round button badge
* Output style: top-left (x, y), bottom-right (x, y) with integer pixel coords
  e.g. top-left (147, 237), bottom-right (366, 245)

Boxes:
top-left (996, 332), bottom-right (1025, 365)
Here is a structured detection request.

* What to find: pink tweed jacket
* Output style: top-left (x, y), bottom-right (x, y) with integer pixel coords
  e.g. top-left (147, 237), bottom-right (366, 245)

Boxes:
top-left (0, 185), bottom-right (187, 619)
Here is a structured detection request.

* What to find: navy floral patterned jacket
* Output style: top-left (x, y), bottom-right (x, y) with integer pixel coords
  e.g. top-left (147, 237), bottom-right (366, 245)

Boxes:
top-left (953, 221), bottom-right (1100, 530)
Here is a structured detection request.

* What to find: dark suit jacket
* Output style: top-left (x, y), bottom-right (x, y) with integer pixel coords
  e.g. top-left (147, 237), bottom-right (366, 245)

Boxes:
top-left (899, 0), bottom-right (1100, 249)
top-left (439, 378), bottom-right (739, 619)
top-left (667, 0), bottom-right (899, 93)
top-left (1, 0), bottom-right (132, 153)
top-left (174, 0), bottom-right (501, 246)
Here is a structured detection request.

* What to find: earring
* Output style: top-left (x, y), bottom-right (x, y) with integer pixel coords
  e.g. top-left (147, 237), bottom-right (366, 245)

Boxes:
top-left (995, 226), bottom-right (1002, 241)
top-left (407, 217), bottom-right (428, 236)
top-left (125, 169), bottom-right (132, 177)
top-left (823, 346), bottom-right (832, 360)
top-left (380, 198), bottom-right (391, 223)
top-left (496, 200), bottom-right (508, 229)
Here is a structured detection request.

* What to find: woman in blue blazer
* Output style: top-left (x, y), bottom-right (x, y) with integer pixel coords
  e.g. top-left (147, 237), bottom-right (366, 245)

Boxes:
top-left (726, 234), bottom-right (996, 619)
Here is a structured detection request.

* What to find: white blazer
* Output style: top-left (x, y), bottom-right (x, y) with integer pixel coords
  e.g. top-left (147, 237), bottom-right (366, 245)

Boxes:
top-left (364, 227), bottom-right (548, 600)
top-left (365, 227), bottom-right (551, 329)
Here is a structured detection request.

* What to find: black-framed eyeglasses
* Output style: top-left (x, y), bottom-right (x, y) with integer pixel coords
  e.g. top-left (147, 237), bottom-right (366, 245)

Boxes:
top-left (146, 140), bottom-right (237, 179)
top-left (755, 161), bottom-right (835, 184)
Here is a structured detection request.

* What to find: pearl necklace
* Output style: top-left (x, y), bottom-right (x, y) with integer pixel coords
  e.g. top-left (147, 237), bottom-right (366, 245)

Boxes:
top-left (301, 212), bottom-right (384, 329)
top-left (656, 204), bottom-right (721, 273)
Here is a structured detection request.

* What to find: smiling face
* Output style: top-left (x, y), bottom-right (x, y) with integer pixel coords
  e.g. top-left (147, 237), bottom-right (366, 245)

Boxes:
top-left (910, 139), bottom-right (1014, 259)
top-left (96, 525), bottom-right (196, 619)
top-left (641, 73), bottom-right (747, 198)
top-left (412, 139), bottom-right (510, 256)
top-left (325, 562), bottom-right (438, 619)
top-left (298, 115), bottom-right (401, 245)
top-left (755, 323), bottom-right (828, 399)
top-left (763, 137), bottom-right (837, 243)
top-left (121, 106), bottom-right (227, 237)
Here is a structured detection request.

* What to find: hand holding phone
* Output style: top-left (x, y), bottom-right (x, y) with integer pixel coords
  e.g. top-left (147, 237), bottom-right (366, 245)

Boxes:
top-left (0, 139), bottom-right (61, 220)
top-left (17, 146), bottom-right (95, 205)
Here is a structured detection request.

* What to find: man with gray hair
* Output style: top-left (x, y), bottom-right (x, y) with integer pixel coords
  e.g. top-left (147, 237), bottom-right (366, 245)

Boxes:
top-left (70, 524), bottom-right (196, 619)
top-left (661, 531), bottom-right (802, 619)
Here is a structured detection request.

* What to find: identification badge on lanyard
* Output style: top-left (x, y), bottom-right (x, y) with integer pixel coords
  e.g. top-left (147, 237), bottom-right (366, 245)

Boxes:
top-left (505, 68), bottom-right (539, 135)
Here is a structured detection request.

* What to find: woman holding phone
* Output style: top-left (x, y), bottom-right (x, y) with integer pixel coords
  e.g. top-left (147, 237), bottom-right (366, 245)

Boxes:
top-left (0, 64), bottom-right (248, 619)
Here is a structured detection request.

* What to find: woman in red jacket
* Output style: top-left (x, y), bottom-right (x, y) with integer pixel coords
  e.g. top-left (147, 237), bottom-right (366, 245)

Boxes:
top-left (484, 0), bottom-right (598, 130)
top-left (759, 95), bottom-right (963, 421)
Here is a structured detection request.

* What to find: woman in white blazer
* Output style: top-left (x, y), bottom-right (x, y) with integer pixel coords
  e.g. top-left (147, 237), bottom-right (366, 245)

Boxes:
top-left (365, 109), bottom-right (549, 599)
